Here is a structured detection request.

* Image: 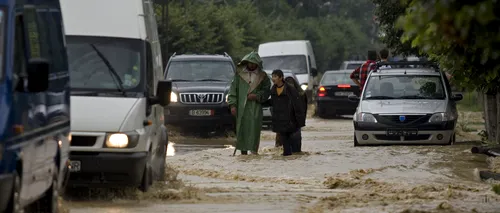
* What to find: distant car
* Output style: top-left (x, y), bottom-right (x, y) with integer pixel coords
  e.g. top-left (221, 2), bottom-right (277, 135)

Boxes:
top-left (349, 61), bottom-right (463, 146)
top-left (316, 70), bottom-right (360, 118)
top-left (262, 70), bottom-right (298, 127)
top-left (164, 53), bottom-right (236, 132)
top-left (340, 61), bottom-right (364, 70)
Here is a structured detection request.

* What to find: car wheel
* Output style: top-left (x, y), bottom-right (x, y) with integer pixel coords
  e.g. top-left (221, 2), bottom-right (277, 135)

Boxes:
top-left (156, 141), bottom-right (167, 181)
top-left (139, 150), bottom-right (153, 192)
top-left (7, 172), bottom-right (24, 213)
top-left (32, 171), bottom-right (59, 213)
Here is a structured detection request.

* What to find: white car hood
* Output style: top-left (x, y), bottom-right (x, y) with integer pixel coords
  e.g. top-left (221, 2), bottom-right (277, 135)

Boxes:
top-left (295, 74), bottom-right (308, 85)
top-left (360, 99), bottom-right (447, 114)
top-left (71, 96), bottom-right (139, 132)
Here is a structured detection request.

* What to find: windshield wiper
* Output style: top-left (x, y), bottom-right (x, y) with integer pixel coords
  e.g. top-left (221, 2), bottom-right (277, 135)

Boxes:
top-left (89, 44), bottom-right (127, 97)
top-left (197, 79), bottom-right (225, 81)
top-left (364, 96), bottom-right (395, 100)
top-left (399, 95), bottom-right (429, 99)
top-left (170, 79), bottom-right (192, 82)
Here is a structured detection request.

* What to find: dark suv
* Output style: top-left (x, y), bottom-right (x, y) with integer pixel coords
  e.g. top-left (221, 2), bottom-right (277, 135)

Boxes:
top-left (164, 53), bottom-right (236, 132)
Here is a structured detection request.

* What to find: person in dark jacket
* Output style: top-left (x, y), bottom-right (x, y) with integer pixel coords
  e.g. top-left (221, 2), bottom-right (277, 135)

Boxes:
top-left (270, 70), bottom-right (306, 156)
top-left (285, 76), bottom-right (307, 153)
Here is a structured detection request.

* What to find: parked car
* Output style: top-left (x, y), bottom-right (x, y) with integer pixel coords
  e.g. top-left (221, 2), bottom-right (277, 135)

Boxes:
top-left (340, 61), bottom-right (364, 70)
top-left (0, 0), bottom-right (71, 211)
top-left (262, 70), bottom-right (298, 128)
top-left (316, 70), bottom-right (360, 118)
top-left (164, 53), bottom-right (236, 132)
top-left (63, 0), bottom-right (171, 192)
top-left (349, 61), bottom-right (463, 146)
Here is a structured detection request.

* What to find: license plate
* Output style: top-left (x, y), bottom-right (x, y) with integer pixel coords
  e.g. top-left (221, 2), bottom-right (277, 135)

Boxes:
top-left (386, 129), bottom-right (418, 136)
top-left (69, 161), bottom-right (81, 172)
top-left (189, 110), bottom-right (213, 116)
top-left (335, 92), bottom-right (353, 96)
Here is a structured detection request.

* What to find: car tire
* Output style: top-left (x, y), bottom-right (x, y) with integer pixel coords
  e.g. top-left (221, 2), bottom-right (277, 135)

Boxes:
top-left (32, 171), bottom-right (59, 213)
top-left (157, 141), bottom-right (167, 181)
top-left (139, 151), bottom-right (153, 192)
top-left (6, 172), bottom-right (24, 213)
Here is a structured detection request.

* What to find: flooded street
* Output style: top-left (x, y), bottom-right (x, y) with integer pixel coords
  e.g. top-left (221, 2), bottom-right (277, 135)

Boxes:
top-left (67, 116), bottom-right (500, 213)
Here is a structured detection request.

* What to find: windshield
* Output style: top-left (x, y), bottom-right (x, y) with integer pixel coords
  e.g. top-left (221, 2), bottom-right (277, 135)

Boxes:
top-left (346, 63), bottom-right (362, 70)
top-left (166, 60), bottom-right (234, 81)
top-left (0, 9), bottom-right (4, 80)
top-left (363, 75), bottom-right (446, 100)
top-left (321, 73), bottom-right (354, 85)
top-left (66, 36), bottom-right (144, 91)
top-left (261, 55), bottom-right (308, 74)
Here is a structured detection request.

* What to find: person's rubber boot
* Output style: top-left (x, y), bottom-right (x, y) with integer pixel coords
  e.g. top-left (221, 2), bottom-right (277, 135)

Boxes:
top-left (241, 150), bottom-right (248, 155)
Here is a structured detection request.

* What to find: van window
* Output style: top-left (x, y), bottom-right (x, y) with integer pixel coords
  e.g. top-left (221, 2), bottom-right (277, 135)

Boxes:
top-left (0, 9), bottom-right (5, 81)
top-left (261, 55), bottom-right (307, 74)
top-left (67, 36), bottom-right (144, 91)
top-left (166, 60), bottom-right (234, 82)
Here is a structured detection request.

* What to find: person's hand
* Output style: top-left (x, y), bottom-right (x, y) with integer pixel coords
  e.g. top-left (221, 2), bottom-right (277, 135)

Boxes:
top-left (247, 94), bottom-right (258, 101)
top-left (231, 107), bottom-right (237, 116)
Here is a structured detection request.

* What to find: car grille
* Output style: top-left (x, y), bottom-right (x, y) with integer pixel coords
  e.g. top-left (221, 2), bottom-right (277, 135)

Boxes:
top-left (180, 93), bottom-right (224, 104)
top-left (71, 136), bottom-right (97, 147)
top-left (375, 114), bottom-right (430, 125)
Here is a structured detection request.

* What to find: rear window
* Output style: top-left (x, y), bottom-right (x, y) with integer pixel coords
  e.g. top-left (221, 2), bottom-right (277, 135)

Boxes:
top-left (321, 73), bottom-right (354, 85)
top-left (166, 60), bottom-right (234, 81)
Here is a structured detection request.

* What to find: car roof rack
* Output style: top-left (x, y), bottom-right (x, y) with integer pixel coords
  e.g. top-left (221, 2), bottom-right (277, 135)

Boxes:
top-left (374, 61), bottom-right (440, 72)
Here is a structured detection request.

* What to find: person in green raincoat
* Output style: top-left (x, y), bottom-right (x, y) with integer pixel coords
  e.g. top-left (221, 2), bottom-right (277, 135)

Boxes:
top-left (228, 51), bottom-right (271, 155)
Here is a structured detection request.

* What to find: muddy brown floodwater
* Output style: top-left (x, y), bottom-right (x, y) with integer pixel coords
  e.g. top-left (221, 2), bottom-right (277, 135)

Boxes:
top-left (67, 115), bottom-right (500, 213)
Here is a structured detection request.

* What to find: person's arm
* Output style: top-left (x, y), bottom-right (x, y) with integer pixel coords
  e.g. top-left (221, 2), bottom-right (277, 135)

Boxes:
top-left (350, 67), bottom-right (361, 87)
top-left (289, 87), bottom-right (306, 128)
top-left (254, 74), bottom-right (272, 103)
top-left (228, 75), bottom-right (239, 109)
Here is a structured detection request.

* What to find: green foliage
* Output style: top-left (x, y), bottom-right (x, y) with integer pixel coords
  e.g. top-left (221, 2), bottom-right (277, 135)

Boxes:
top-left (397, 0), bottom-right (500, 91)
top-left (156, 0), bottom-right (375, 71)
top-left (372, 0), bottom-right (420, 56)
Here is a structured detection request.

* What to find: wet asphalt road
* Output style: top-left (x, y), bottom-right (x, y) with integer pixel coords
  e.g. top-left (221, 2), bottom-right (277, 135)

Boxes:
top-left (67, 116), bottom-right (500, 213)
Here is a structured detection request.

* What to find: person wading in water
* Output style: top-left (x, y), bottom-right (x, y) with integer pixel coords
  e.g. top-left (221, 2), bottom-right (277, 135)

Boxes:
top-left (228, 51), bottom-right (271, 155)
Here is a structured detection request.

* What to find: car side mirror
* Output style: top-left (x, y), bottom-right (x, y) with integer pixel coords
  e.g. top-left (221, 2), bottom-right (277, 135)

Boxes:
top-left (451, 93), bottom-right (463, 101)
top-left (348, 94), bottom-right (359, 102)
top-left (16, 58), bottom-right (50, 93)
top-left (311, 68), bottom-right (318, 77)
top-left (155, 80), bottom-right (172, 106)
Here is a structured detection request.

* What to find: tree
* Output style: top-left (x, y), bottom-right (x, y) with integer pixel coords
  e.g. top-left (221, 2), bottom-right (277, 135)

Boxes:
top-left (397, 0), bottom-right (500, 143)
top-left (372, 0), bottom-right (419, 56)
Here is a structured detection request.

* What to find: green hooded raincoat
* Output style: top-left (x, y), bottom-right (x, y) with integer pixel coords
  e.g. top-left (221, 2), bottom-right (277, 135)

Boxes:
top-left (228, 52), bottom-right (271, 153)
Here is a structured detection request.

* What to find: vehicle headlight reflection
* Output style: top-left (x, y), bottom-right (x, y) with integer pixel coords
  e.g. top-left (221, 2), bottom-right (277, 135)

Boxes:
top-left (170, 92), bottom-right (178, 103)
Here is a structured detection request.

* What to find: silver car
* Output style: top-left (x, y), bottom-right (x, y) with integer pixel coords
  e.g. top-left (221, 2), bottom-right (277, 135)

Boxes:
top-left (348, 62), bottom-right (463, 146)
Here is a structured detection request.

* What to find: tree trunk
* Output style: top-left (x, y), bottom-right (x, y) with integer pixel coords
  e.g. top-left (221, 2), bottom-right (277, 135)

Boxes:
top-left (483, 92), bottom-right (498, 143)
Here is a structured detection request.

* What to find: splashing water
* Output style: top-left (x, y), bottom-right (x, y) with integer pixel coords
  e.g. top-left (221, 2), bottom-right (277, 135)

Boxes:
top-left (167, 142), bottom-right (176, 156)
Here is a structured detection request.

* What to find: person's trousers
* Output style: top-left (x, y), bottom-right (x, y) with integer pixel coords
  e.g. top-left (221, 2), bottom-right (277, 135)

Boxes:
top-left (278, 132), bottom-right (294, 155)
top-left (291, 129), bottom-right (302, 153)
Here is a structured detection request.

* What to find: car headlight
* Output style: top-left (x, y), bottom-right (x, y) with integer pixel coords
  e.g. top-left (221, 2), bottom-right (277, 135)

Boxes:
top-left (428, 112), bottom-right (456, 123)
top-left (301, 84), bottom-right (308, 91)
top-left (225, 94), bottom-right (229, 102)
top-left (170, 92), bottom-right (178, 103)
top-left (105, 132), bottom-right (140, 148)
top-left (355, 112), bottom-right (378, 123)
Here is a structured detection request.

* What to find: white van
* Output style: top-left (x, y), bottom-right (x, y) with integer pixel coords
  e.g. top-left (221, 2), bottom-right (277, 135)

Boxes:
top-left (61, 0), bottom-right (172, 192)
top-left (258, 40), bottom-right (318, 95)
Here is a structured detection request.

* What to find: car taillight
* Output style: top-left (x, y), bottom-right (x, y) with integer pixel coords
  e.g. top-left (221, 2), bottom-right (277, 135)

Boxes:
top-left (338, 84), bottom-right (351, 88)
top-left (318, 86), bottom-right (326, 97)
